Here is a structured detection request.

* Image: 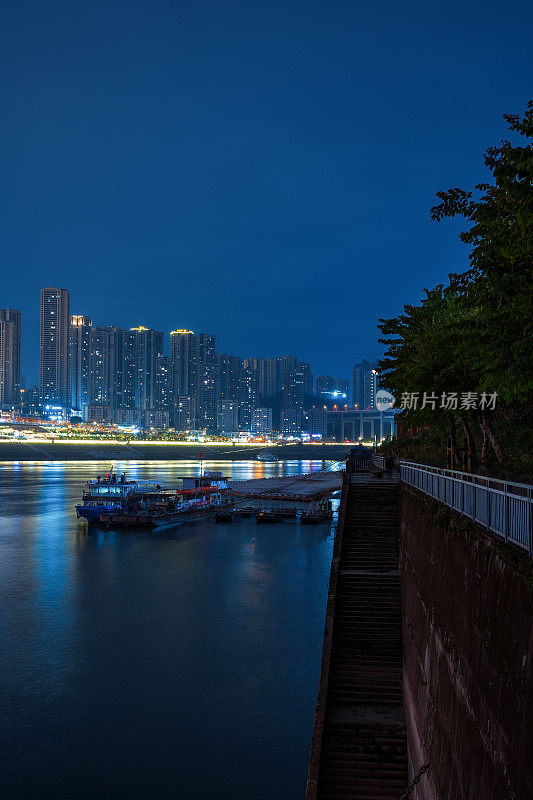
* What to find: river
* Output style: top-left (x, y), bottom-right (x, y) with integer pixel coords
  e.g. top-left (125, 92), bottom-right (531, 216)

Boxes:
top-left (0, 460), bottom-right (336, 799)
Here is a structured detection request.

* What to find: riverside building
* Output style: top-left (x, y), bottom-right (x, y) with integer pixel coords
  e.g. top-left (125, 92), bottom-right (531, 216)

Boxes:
top-left (0, 308), bottom-right (22, 407)
top-left (40, 287), bottom-right (70, 410)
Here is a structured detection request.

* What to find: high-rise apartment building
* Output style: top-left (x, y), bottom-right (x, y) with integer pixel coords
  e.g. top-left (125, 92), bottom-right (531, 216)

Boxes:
top-left (69, 315), bottom-right (92, 413)
top-left (170, 330), bottom-right (216, 426)
top-left (130, 326), bottom-right (164, 412)
top-left (281, 409), bottom-right (302, 436)
top-left (40, 288), bottom-right (70, 407)
top-left (80, 326), bottom-right (147, 421)
top-left (238, 400), bottom-right (253, 432)
top-left (21, 384), bottom-right (40, 416)
top-left (88, 327), bottom-right (117, 408)
top-left (352, 360), bottom-right (380, 410)
top-left (169, 329), bottom-right (194, 396)
top-left (305, 408), bottom-right (328, 437)
top-left (300, 362), bottom-right (313, 395)
top-left (278, 355), bottom-right (298, 382)
top-left (244, 357), bottom-right (280, 401)
top-left (175, 395), bottom-right (196, 431)
top-left (252, 407), bottom-right (272, 435)
top-left (154, 355), bottom-right (173, 417)
top-left (113, 328), bottom-right (136, 413)
top-left (217, 353), bottom-right (244, 405)
top-left (0, 309), bottom-right (21, 406)
top-left (217, 399), bottom-right (239, 432)
top-left (195, 360), bottom-right (219, 429)
top-left (243, 360), bottom-right (260, 406)
top-left (283, 363), bottom-right (311, 410)
top-left (263, 358), bottom-right (280, 399)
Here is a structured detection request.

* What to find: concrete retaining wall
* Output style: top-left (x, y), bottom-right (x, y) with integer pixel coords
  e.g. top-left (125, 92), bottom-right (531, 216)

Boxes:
top-left (400, 486), bottom-right (533, 800)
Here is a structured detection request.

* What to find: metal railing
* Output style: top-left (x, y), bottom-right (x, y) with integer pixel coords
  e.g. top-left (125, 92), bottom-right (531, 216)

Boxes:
top-left (349, 457), bottom-right (372, 472)
top-left (373, 456), bottom-right (533, 556)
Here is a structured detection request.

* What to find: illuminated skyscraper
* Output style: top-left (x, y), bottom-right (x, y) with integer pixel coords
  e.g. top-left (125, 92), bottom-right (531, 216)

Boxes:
top-left (282, 362), bottom-right (312, 410)
top-left (195, 360), bottom-right (219, 429)
top-left (352, 360), bottom-right (381, 410)
top-left (130, 326), bottom-right (164, 412)
top-left (69, 314), bottom-right (92, 413)
top-left (217, 353), bottom-right (244, 405)
top-left (40, 287), bottom-right (70, 407)
top-left (0, 309), bottom-right (21, 406)
top-left (252, 407), bottom-right (272, 435)
top-left (170, 330), bottom-right (216, 426)
top-left (154, 355), bottom-right (173, 416)
top-left (217, 399), bottom-right (239, 432)
top-left (88, 327), bottom-right (116, 408)
top-left (112, 328), bottom-right (136, 412)
top-left (281, 409), bottom-right (302, 436)
top-left (174, 395), bottom-right (196, 431)
top-left (169, 329), bottom-right (194, 396)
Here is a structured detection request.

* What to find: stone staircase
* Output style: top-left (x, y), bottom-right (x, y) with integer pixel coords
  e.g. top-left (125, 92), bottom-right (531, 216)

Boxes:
top-left (311, 476), bottom-right (407, 800)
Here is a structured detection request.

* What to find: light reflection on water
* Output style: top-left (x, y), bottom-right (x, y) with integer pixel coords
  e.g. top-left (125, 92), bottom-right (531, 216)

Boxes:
top-left (0, 460), bottom-right (337, 800)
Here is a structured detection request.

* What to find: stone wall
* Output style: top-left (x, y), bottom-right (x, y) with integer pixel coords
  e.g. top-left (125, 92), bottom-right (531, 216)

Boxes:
top-left (400, 485), bottom-right (533, 800)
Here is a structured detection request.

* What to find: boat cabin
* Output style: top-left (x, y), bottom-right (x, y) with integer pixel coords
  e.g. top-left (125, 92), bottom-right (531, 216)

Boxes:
top-left (180, 471), bottom-right (228, 490)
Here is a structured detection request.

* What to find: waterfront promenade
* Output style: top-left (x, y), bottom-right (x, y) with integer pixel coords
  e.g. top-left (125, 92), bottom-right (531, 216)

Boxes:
top-left (306, 470), bottom-right (406, 799)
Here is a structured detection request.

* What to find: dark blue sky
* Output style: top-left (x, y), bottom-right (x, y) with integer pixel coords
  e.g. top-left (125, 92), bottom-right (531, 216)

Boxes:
top-left (1, 0), bottom-right (532, 383)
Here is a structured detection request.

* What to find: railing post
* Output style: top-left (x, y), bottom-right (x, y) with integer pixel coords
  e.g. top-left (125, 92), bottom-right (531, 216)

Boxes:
top-left (504, 485), bottom-right (509, 544)
top-left (529, 489), bottom-right (533, 557)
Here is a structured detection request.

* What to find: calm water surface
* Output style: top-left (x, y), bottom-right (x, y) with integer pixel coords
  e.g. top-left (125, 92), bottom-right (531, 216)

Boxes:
top-left (0, 460), bottom-right (335, 799)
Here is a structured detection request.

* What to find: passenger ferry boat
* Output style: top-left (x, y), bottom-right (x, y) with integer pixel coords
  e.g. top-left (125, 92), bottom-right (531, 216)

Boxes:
top-left (75, 467), bottom-right (231, 529)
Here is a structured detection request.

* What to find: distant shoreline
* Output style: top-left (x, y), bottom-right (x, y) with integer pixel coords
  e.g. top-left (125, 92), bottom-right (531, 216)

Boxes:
top-left (0, 441), bottom-right (351, 463)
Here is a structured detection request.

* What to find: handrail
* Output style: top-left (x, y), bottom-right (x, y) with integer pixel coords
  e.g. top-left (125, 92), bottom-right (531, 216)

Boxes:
top-left (372, 456), bottom-right (533, 556)
top-left (400, 460), bottom-right (533, 493)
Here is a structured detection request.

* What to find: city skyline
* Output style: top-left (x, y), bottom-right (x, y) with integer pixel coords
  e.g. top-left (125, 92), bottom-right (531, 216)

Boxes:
top-left (2, 287), bottom-right (386, 438)
top-left (7, 285), bottom-right (376, 389)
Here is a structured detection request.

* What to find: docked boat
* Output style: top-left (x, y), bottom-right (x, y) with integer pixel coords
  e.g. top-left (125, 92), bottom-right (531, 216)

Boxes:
top-left (300, 511), bottom-right (333, 524)
top-left (255, 451), bottom-right (279, 462)
top-left (215, 509), bottom-right (241, 523)
top-left (215, 511), bottom-right (233, 523)
top-left (300, 499), bottom-right (334, 524)
top-left (75, 468), bottom-right (231, 529)
top-left (240, 506), bottom-right (260, 518)
top-left (277, 507), bottom-right (298, 518)
top-left (256, 511), bottom-right (284, 524)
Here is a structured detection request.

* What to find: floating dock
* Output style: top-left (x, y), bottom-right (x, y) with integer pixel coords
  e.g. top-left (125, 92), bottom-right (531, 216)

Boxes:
top-left (229, 471), bottom-right (343, 501)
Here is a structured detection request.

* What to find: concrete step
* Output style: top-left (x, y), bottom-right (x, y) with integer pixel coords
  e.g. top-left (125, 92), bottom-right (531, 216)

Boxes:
top-left (313, 475), bottom-right (407, 799)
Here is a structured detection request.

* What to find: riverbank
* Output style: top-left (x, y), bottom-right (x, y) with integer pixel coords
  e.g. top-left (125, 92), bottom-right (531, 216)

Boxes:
top-left (0, 440), bottom-right (351, 463)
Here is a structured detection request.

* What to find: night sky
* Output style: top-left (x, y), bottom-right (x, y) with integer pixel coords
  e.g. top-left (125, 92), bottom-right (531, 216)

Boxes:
top-left (2, 0), bottom-right (532, 384)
